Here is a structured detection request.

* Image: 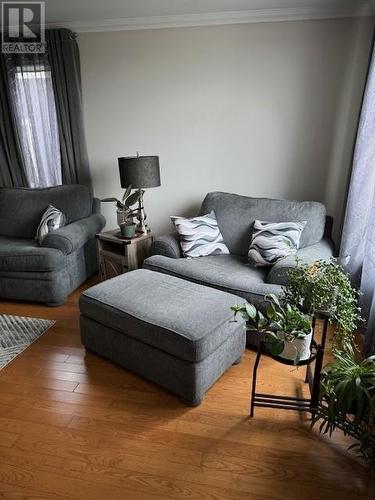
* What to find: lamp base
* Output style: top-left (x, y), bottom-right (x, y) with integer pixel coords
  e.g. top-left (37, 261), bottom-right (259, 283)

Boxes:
top-left (136, 190), bottom-right (148, 235)
top-left (136, 224), bottom-right (148, 235)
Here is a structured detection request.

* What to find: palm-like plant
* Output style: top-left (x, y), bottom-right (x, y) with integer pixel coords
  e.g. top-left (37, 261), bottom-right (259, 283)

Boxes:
top-left (313, 347), bottom-right (375, 470)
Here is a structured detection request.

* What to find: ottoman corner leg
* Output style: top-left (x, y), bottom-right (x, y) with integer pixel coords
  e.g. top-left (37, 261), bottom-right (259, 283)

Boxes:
top-left (232, 356), bottom-right (242, 365)
top-left (183, 394), bottom-right (204, 407)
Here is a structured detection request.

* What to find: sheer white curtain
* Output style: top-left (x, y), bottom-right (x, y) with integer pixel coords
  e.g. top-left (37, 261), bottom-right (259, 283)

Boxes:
top-left (5, 55), bottom-right (61, 187)
top-left (340, 45), bottom-right (375, 352)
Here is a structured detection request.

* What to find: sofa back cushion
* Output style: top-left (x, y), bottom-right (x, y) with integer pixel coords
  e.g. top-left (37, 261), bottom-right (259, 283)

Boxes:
top-left (200, 192), bottom-right (327, 256)
top-left (0, 185), bottom-right (92, 239)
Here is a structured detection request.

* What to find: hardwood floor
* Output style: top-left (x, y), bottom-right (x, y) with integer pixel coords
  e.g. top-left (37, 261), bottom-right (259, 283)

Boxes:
top-left (0, 279), bottom-right (373, 499)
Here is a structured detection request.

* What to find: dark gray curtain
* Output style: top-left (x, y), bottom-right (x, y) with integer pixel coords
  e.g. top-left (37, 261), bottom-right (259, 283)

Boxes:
top-left (46, 29), bottom-right (92, 190)
top-left (0, 56), bottom-right (27, 187)
top-left (0, 29), bottom-right (91, 190)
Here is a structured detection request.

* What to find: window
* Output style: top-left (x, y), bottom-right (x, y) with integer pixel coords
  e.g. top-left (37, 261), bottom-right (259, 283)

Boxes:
top-left (10, 62), bottom-right (61, 187)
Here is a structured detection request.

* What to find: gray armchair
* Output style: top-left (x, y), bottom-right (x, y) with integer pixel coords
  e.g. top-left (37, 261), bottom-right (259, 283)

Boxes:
top-left (0, 185), bottom-right (105, 306)
top-left (144, 192), bottom-right (334, 307)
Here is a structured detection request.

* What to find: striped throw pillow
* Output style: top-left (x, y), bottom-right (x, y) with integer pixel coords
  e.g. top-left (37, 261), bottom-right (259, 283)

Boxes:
top-left (171, 211), bottom-right (230, 258)
top-left (35, 205), bottom-right (66, 245)
top-left (248, 220), bottom-right (306, 267)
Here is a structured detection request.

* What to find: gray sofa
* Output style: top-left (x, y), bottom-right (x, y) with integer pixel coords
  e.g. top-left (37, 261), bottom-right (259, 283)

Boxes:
top-left (144, 192), bottom-right (334, 307)
top-left (0, 184), bottom-right (105, 305)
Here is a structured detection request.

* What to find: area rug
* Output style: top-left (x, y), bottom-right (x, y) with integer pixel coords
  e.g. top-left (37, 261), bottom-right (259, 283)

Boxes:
top-left (0, 314), bottom-right (55, 369)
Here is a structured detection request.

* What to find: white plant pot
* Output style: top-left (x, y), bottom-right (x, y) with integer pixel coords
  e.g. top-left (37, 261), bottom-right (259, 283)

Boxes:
top-left (277, 329), bottom-right (313, 362)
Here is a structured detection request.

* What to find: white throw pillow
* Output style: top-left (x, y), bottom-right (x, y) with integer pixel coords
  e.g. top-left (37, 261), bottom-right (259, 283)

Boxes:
top-left (248, 220), bottom-right (306, 267)
top-left (35, 205), bottom-right (66, 245)
top-left (171, 211), bottom-right (230, 258)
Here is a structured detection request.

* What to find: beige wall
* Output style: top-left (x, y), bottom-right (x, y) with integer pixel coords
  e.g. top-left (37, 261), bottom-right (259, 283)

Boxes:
top-left (79, 18), bottom-right (374, 243)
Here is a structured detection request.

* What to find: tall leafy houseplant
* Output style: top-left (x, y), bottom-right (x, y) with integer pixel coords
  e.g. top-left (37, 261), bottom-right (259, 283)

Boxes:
top-left (231, 294), bottom-right (312, 364)
top-left (313, 347), bottom-right (375, 471)
top-left (284, 259), bottom-right (362, 349)
top-left (102, 186), bottom-right (143, 227)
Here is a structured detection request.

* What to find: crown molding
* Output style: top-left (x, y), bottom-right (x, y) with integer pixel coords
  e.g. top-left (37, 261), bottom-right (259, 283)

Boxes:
top-left (47, 4), bottom-right (375, 33)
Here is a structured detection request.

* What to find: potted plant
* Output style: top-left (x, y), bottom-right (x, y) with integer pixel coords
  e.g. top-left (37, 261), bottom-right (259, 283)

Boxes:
top-left (313, 346), bottom-right (375, 471)
top-left (102, 186), bottom-right (143, 238)
top-left (231, 294), bottom-right (313, 364)
top-left (284, 259), bottom-right (363, 350)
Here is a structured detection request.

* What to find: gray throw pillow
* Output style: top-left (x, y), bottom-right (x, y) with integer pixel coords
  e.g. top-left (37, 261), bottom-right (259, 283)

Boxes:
top-left (35, 205), bottom-right (66, 245)
top-left (171, 210), bottom-right (230, 258)
top-left (248, 220), bottom-right (306, 267)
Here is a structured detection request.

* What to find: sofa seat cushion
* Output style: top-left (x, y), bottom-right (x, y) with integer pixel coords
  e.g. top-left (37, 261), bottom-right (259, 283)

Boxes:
top-left (0, 236), bottom-right (66, 272)
top-left (143, 254), bottom-right (283, 304)
top-left (79, 269), bottom-right (244, 363)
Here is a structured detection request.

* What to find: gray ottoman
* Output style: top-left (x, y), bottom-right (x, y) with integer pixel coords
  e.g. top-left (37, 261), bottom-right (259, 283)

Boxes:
top-left (79, 269), bottom-right (246, 405)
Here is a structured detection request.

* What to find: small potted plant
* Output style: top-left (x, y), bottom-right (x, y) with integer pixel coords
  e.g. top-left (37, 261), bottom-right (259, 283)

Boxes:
top-left (313, 346), bottom-right (375, 471)
top-left (231, 294), bottom-right (313, 364)
top-left (284, 259), bottom-right (363, 350)
top-left (102, 186), bottom-right (143, 238)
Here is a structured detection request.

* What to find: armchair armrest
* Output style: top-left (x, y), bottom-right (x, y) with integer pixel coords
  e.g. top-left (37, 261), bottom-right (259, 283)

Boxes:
top-left (151, 232), bottom-right (182, 259)
top-left (266, 238), bottom-right (334, 286)
top-left (42, 213), bottom-right (105, 255)
top-left (92, 197), bottom-right (102, 214)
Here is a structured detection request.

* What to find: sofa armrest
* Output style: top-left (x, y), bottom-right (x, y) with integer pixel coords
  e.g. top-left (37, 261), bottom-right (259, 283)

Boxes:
top-left (42, 213), bottom-right (106, 255)
top-left (266, 238), bottom-right (334, 286)
top-left (151, 232), bottom-right (182, 259)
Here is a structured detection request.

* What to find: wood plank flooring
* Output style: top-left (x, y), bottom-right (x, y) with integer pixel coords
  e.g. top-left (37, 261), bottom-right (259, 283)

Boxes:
top-left (0, 278), bottom-right (373, 499)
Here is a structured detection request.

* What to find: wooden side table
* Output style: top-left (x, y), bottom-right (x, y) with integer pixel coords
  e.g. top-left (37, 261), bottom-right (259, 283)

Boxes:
top-left (96, 230), bottom-right (154, 281)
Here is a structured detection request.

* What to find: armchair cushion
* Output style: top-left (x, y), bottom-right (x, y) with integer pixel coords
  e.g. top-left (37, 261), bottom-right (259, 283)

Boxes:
top-left (151, 232), bottom-right (182, 259)
top-left (42, 213), bottom-right (105, 255)
top-left (266, 238), bottom-right (334, 286)
top-left (0, 236), bottom-right (65, 272)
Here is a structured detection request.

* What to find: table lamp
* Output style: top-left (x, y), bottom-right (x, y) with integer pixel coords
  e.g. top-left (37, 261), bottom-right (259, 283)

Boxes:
top-left (118, 154), bottom-right (161, 234)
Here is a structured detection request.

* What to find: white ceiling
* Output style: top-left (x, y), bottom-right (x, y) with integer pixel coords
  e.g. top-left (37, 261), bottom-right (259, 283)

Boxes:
top-left (44, 0), bottom-right (375, 32)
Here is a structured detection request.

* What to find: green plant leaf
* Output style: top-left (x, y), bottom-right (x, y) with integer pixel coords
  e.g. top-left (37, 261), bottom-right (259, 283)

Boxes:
top-left (230, 305), bottom-right (243, 314)
top-left (240, 311), bottom-right (250, 321)
top-left (245, 303), bottom-right (257, 320)
top-left (266, 331), bottom-right (278, 341)
top-left (257, 311), bottom-right (268, 329)
top-left (266, 303), bottom-right (277, 320)
top-left (269, 339), bottom-right (284, 356)
top-left (125, 190), bottom-right (144, 207)
top-left (101, 197), bottom-right (119, 203)
top-left (122, 185), bottom-right (132, 202)
top-left (269, 321), bottom-right (283, 331)
top-left (266, 293), bottom-right (281, 308)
